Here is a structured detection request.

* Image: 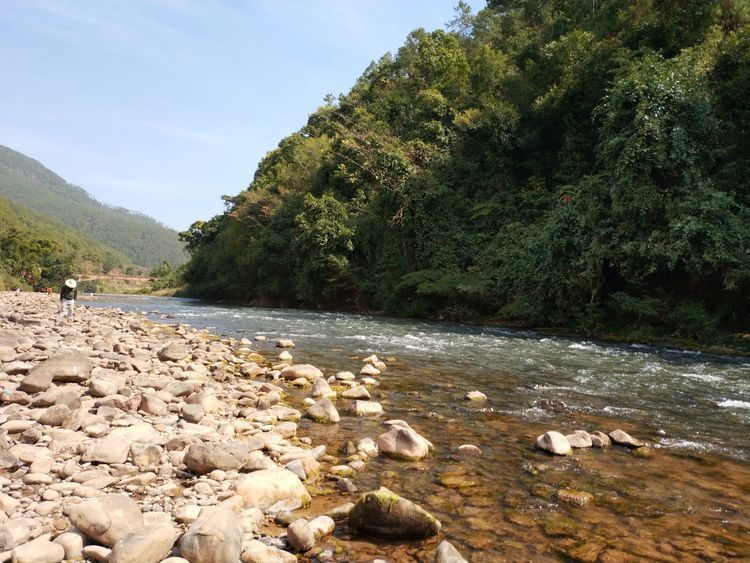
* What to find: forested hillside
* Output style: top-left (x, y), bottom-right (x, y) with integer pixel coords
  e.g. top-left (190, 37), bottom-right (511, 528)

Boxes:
top-left (181, 0), bottom-right (750, 339)
top-left (0, 196), bottom-right (132, 290)
top-left (0, 145), bottom-right (187, 268)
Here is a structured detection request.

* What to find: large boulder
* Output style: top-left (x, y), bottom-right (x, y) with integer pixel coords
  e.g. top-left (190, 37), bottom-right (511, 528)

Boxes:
top-left (107, 523), bottom-right (178, 563)
top-left (184, 441), bottom-right (251, 474)
top-left (348, 488), bottom-right (441, 538)
top-left (178, 508), bottom-right (242, 563)
top-left (27, 353), bottom-right (93, 384)
top-left (68, 494), bottom-right (144, 547)
top-left (236, 468), bottom-right (311, 512)
top-left (307, 398), bottom-right (340, 423)
top-left (378, 425), bottom-right (432, 461)
top-left (535, 431), bottom-right (572, 456)
top-left (280, 364), bottom-right (323, 381)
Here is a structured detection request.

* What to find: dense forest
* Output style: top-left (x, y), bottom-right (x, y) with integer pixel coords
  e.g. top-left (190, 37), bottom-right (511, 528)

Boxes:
top-left (181, 0), bottom-right (750, 340)
top-left (0, 196), bottom-right (132, 291)
top-left (0, 145), bottom-right (188, 268)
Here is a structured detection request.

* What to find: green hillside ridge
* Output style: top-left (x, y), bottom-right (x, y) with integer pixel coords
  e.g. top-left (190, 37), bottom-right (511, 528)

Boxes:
top-left (0, 144), bottom-right (188, 268)
top-left (182, 0), bottom-right (750, 341)
top-left (0, 195), bottom-right (133, 290)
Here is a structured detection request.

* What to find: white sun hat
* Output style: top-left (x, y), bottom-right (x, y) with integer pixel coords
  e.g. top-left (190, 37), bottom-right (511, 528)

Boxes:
top-left (64, 279), bottom-right (77, 288)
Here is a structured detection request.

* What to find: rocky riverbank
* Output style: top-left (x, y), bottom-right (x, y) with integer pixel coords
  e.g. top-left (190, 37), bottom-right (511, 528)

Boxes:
top-left (0, 292), bottom-right (466, 562)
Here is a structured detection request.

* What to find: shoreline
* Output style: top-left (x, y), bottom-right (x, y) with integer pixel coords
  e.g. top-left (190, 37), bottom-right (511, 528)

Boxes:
top-left (0, 291), bottom-right (455, 561)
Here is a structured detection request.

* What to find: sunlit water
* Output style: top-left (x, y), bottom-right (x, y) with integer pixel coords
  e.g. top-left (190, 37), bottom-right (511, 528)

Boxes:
top-left (86, 296), bottom-right (750, 561)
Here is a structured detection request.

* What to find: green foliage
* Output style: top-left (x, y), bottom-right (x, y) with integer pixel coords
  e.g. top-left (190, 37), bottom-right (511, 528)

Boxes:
top-left (0, 145), bottom-right (187, 267)
top-left (180, 0), bottom-right (750, 339)
top-left (0, 196), bottom-right (129, 290)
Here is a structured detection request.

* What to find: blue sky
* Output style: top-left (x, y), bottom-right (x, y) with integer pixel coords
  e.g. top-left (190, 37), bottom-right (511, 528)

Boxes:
top-left (0, 0), bottom-right (486, 231)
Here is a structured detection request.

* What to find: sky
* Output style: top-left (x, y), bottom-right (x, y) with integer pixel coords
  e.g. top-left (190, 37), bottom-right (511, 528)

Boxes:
top-left (0, 0), bottom-right (486, 231)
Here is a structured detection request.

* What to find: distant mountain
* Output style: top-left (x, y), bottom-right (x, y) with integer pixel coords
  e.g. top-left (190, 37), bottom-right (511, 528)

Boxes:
top-left (0, 194), bottom-right (134, 290)
top-left (0, 144), bottom-right (187, 267)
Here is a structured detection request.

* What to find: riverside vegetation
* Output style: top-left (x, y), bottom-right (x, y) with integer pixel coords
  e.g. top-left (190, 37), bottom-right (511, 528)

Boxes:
top-left (0, 143), bottom-right (188, 276)
top-left (179, 0), bottom-right (750, 348)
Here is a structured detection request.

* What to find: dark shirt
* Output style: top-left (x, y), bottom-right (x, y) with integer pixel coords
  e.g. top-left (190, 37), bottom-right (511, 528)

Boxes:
top-left (60, 285), bottom-right (77, 301)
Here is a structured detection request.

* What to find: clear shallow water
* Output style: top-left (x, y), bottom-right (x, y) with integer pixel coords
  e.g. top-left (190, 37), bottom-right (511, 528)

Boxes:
top-left (87, 295), bottom-right (750, 461)
top-left (86, 296), bottom-right (750, 560)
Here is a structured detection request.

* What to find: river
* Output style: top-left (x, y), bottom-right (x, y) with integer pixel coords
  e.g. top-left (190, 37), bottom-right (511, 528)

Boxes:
top-left (85, 295), bottom-right (750, 561)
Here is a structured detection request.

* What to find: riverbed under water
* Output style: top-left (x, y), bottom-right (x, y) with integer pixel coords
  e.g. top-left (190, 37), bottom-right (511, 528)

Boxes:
top-left (86, 296), bottom-right (750, 561)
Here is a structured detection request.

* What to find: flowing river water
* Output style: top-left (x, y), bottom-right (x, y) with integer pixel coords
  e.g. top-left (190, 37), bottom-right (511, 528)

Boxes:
top-left (86, 295), bottom-right (750, 561)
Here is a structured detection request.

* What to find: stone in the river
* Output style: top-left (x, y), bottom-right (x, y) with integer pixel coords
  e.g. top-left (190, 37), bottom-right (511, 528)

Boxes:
top-left (348, 488), bottom-right (441, 538)
top-left (565, 430), bottom-right (593, 448)
top-left (28, 353), bottom-right (93, 384)
top-left (308, 515), bottom-right (335, 539)
top-left (359, 364), bottom-right (380, 377)
top-left (278, 351), bottom-right (293, 361)
top-left (341, 385), bottom-right (371, 400)
top-left (82, 435), bottom-right (131, 464)
top-left (236, 468), bottom-right (311, 512)
top-left (276, 339), bottom-right (295, 348)
top-left (555, 489), bottom-right (594, 507)
top-left (590, 431), bottom-right (611, 448)
top-left (287, 519), bottom-right (315, 552)
top-left (464, 390), bottom-right (487, 401)
top-left (310, 378), bottom-right (336, 399)
top-left (457, 444), bottom-right (482, 456)
top-left (307, 398), bottom-right (340, 424)
top-left (378, 425), bottom-right (431, 461)
top-left (280, 364), bottom-right (323, 381)
top-left (535, 431), bottom-right (572, 456)
top-left (11, 538), bottom-right (66, 563)
top-left (435, 539), bottom-right (469, 563)
top-left (608, 429), bottom-right (644, 447)
top-left (158, 342), bottom-right (189, 362)
top-left (184, 441), bottom-right (251, 474)
top-left (241, 540), bottom-right (297, 563)
top-left (344, 400), bottom-right (383, 416)
top-left (532, 398), bottom-right (567, 412)
top-left (178, 508), bottom-right (241, 563)
top-left (68, 493), bottom-right (144, 547)
top-left (108, 522), bottom-right (178, 563)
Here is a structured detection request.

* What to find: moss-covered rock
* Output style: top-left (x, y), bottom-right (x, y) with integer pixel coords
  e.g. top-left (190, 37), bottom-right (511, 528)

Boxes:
top-left (348, 487), bottom-right (441, 538)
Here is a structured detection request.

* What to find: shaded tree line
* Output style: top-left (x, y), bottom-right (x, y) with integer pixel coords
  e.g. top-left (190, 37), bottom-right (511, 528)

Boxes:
top-left (181, 0), bottom-right (750, 340)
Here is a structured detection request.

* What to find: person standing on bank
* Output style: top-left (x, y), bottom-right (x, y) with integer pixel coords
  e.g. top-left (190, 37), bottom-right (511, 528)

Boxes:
top-left (60, 278), bottom-right (77, 322)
